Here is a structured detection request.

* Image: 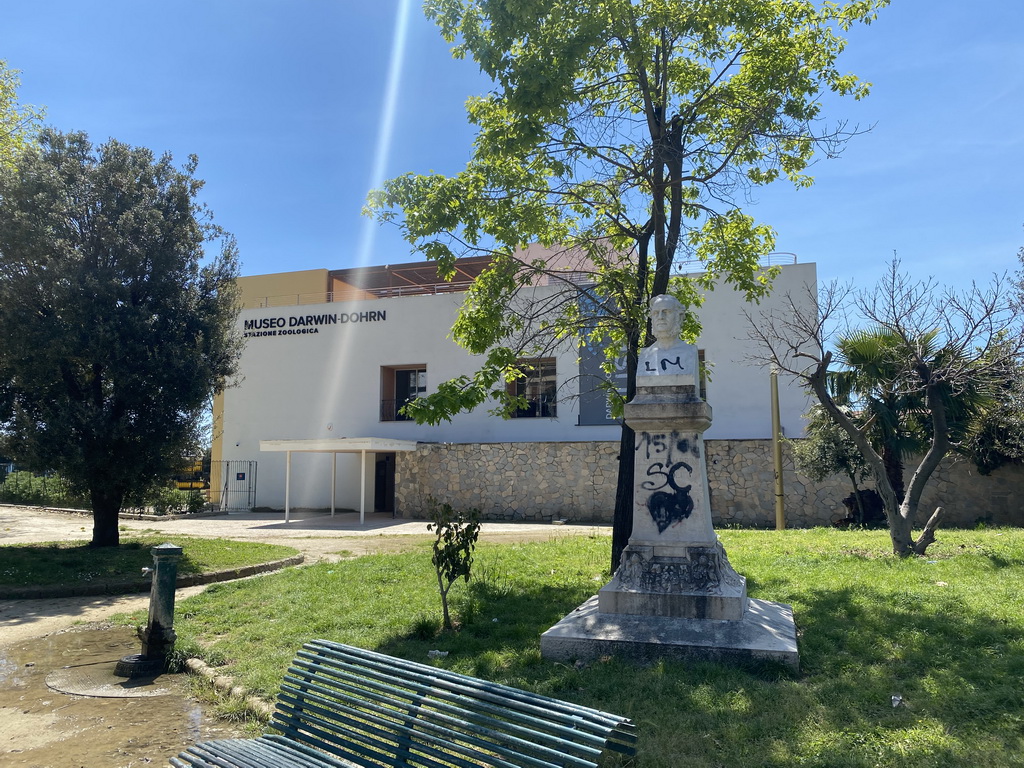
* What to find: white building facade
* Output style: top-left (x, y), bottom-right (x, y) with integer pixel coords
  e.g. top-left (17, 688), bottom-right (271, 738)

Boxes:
top-left (213, 259), bottom-right (817, 521)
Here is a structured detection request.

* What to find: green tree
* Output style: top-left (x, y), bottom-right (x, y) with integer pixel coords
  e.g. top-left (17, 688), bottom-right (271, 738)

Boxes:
top-left (960, 342), bottom-right (1024, 475)
top-left (371, 0), bottom-right (887, 569)
top-left (0, 61), bottom-right (44, 170)
top-left (427, 499), bottom-right (482, 631)
top-left (791, 403), bottom-right (870, 518)
top-left (966, 249), bottom-right (1024, 472)
top-left (750, 261), bottom-right (1023, 556)
top-left (1016, 243), bottom-right (1024, 302)
top-left (0, 130), bottom-right (241, 547)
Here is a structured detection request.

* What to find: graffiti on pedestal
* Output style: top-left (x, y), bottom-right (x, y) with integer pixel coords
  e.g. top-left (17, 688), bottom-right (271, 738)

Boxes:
top-left (637, 432), bottom-right (701, 533)
top-left (616, 546), bottom-right (727, 593)
top-left (646, 464), bottom-right (694, 532)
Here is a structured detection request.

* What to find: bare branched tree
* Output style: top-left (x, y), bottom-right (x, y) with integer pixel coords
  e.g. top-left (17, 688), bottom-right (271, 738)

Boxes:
top-left (748, 259), bottom-right (1024, 556)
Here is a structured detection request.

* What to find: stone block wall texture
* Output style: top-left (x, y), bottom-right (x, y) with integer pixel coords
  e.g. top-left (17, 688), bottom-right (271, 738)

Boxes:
top-left (395, 439), bottom-right (1024, 528)
top-left (396, 441), bottom-right (620, 523)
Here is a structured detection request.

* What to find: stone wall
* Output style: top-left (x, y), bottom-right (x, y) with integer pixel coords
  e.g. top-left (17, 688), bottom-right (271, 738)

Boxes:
top-left (396, 441), bottom-right (619, 522)
top-left (395, 439), bottom-right (1024, 528)
top-left (708, 440), bottom-right (849, 527)
top-left (710, 440), bottom-right (1024, 528)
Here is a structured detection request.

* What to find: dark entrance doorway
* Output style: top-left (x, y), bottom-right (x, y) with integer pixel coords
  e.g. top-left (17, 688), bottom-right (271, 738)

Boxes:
top-left (374, 453), bottom-right (395, 513)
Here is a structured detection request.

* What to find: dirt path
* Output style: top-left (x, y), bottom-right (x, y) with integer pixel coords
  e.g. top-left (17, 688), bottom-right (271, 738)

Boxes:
top-left (0, 506), bottom-right (610, 767)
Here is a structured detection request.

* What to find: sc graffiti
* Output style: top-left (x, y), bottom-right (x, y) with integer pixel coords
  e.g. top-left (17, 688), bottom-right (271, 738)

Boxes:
top-left (642, 460), bottom-right (695, 533)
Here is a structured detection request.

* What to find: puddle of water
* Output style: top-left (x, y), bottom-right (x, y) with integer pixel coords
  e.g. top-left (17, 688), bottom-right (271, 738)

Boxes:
top-left (0, 650), bottom-right (24, 687)
top-left (46, 659), bottom-right (178, 698)
top-left (0, 624), bottom-right (248, 767)
top-left (187, 702), bottom-right (205, 742)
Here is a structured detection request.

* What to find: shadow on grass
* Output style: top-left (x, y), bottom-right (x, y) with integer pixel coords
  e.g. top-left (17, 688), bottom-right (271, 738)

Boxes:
top-left (797, 583), bottom-right (1024, 716)
top-left (0, 540), bottom-right (167, 589)
top-left (979, 551), bottom-right (1024, 569)
top-left (0, 538), bottom-right (295, 596)
top-left (377, 577), bottom-right (1023, 767)
top-left (377, 577), bottom-right (594, 670)
top-left (0, 540), bottom-right (199, 589)
top-left (625, 581), bottom-right (1019, 767)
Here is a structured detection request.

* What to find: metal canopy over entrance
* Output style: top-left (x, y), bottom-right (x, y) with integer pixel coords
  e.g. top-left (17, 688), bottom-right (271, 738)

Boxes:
top-left (259, 438), bottom-right (419, 524)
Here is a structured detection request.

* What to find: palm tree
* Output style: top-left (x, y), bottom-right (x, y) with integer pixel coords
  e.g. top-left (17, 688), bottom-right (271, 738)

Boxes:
top-left (830, 328), bottom-right (931, 504)
top-left (819, 326), bottom-right (993, 555)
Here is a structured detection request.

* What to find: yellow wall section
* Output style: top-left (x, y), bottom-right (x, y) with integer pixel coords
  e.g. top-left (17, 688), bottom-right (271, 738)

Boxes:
top-left (238, 269), bottom-right (330, 309)
top-left (209, 389), bottom-right (226, 506)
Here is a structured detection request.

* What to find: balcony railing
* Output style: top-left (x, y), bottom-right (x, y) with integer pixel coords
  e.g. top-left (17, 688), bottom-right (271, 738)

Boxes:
top-left (380, 399), bottom-right (415, 422)
top-left (510, 397), bottom-right (558, 419)
top-left (672, 251), bottom-right (798, 275)
top-left (246, 281), bottom-right (478, 309)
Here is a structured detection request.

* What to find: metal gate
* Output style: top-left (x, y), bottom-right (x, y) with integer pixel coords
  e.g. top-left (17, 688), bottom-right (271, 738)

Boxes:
top-left (209, 460), bottom-right (258, 512)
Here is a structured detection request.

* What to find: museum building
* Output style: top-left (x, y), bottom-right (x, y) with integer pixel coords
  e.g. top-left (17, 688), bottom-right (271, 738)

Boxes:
top-left (211, 254), bottom-right (818, 523)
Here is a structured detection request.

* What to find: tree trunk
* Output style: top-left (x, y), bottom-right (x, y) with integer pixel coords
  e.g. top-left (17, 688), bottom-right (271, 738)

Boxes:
top-left (437, 571), bottom-right (453, 631)
top-left (610, 318), bottom-right (642, 574)
top-left (887, 504), bottom-right (915, 557)
top-left (90, 486), bottom-right (123, 547)
top-left (808, 360), bottom-right (900, 529)
top-left (912, 507), bottom-right (943, 555)
top-left (888, 502), bottom-right (944, 558)
top-left (846, 471), bottom-right (866, 524)
top-left (894, 386), bottom-right (950, 556)
top-left (611, 423), bottom-right (635, 572)
top-left (882, 444), bottom-right (905, 503)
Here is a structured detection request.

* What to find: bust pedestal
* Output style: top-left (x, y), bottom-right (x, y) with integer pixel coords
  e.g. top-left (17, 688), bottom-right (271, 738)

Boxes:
top-left (541, 374), bottom-right (799, 669)
top-left (599, 381), bottom-right (748, 620)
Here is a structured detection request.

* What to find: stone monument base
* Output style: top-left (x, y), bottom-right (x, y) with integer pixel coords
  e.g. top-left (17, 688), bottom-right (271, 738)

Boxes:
top-left (540, 596), bottom-right (799, 670)
top-left (598, 541), bottom-right (748, 620)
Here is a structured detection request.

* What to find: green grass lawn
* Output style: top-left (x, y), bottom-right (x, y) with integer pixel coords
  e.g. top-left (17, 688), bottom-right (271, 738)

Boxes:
top-left (139, 528), bottom-right (1023, 767)
top-left (0, 535), bottom-right (299, 590)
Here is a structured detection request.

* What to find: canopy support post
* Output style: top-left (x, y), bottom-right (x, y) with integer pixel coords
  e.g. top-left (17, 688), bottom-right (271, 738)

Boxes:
top-left (285, 451), bottom-right (292, 523)
top-left (331, 452), bottom-right (337, 517)
top-left (359, 450), bottom-right (367, 525)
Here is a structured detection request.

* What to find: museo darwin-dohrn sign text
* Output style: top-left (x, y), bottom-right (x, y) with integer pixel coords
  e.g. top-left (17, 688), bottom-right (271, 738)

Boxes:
top-left (242, 310), bottom-right (388, 339)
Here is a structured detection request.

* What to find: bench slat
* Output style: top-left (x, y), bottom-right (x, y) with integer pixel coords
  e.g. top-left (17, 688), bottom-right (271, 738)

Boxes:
top-left (309, 642), bottom-right (637, 753)
top-left (287, 655), bottom-right (615, 751)
top-left (291, 643), bottom-right (632, 753)
top-left (275, 689), bottom-right (578, 768)
top-left (174, 737), bottom-right (358, 767)
top-left (303, 642), bottom-right (629, 732)
top-left (263, 735), bottom-right (372, 767)
top-left (173, 640), bottom-right (636, 768)
top-left (278, 672), bottom-right (604, 766)
top-left (275, 699), bottom-right (473, 768)
top-left (278, 667), bottom-right (605, 762)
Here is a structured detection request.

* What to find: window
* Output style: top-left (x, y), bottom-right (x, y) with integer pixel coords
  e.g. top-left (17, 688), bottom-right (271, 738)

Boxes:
top-left (508, 358), bottom-right (557, 418)
top-left (380, 365), bottom-right (426, 421)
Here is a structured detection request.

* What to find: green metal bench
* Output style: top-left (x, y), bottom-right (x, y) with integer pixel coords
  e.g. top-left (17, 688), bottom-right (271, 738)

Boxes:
top-left (171, 639), bottom-right (637, 768)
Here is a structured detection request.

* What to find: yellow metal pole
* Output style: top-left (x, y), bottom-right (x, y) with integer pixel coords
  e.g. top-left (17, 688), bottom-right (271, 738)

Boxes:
top-left (770, 369), bottom-right (786, 530)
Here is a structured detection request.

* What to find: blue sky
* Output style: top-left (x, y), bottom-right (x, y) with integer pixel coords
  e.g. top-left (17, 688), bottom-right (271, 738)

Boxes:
top-left (2, 0), bottom-right (1021, 292)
